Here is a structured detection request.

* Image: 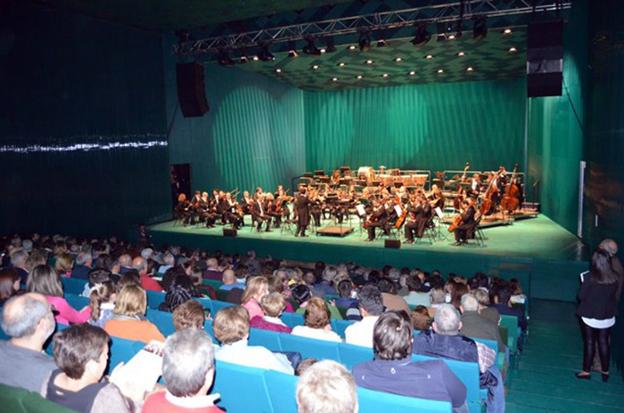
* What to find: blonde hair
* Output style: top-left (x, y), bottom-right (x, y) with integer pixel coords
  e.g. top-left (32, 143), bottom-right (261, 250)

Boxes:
top-left (54, 253), bottom-right (73, 274)
top-left (296, 360), bottom-right (358, 413)
top-left (173, 300), bottom-right (206, 331)
top-left (260, 292), bottom-right (286, 317)
top-left (113, 285), bottom-right (147, 317)
top-left (213, 306), bottom-right (249, 344)
top-left (89, 282), bottom-right (115, 322)
top-left (241, 276), bottom-right (269, 305)
top-left (304, 297), bottom-right (331, 329)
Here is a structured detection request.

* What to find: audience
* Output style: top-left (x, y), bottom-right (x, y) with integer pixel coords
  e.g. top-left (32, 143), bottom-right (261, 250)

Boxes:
top-left (296, 360), bottom-right (357, 413)
top-left (472, 288), bottom-right (500, 325)
top-left (172, 299), bottom-right (206, 332)
top-left (378, 278), bottom-right (410, 313)
top-left (344, 285), bottom-right (384, 348)
top-left (142, 329), bottom-right (224, 412)
top-left (241, 276), bottom-right (269, 320)
top-left (10, 248), bottom-right (29, 283)
top-left (460, 294), bottom-right (506, 352)
top-left (87, 281), bottom-right (116, 328)
top-left (334, 279), bottom-right (361, 320)
top-left (71, 251), bottom-right (93, 280)
top-left (54, 253), bottom-right (74, 278)
top-left (213, 306), bottom-right (294, 374)
top-left (411, 305), bottom-right (433, 331)
top-left (404, 276), bottom-right (431, 307)
top-left (0, 267), bottom-right (20, 305)
top-left (133, 256), bottom-right (162, 292)
top-left (353, 311), bottom-right (468, 412)
top-left (250, 292), bottom-right (292, 333)
top-left (0, 293), bottom-right (56, 394)
top-left (292, 297), bottom-right (341, 342)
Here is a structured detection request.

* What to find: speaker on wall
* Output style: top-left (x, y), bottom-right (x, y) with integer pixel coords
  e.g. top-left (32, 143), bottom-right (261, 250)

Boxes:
top-left (176, 62), bottom-right (209, 117)
top-left (223, 228), bottom-right (237, 237)
top-left (385, 239), bottom-right (401, 249)
top-left (527, 20), bottom-right (564, 98)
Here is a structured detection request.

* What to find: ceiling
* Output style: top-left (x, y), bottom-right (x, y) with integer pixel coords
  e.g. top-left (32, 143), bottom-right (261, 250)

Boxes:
top-left (231, 28), bottom-right (527, 91)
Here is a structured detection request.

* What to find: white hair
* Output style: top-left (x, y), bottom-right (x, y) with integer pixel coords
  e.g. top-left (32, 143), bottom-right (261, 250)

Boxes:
top-left (433, 304), bottom-right (461, 335)
top-left (461, 293), bottom-right (480, 312)
top-left (163, 329), bottom-right (215, 397)
top-left (296, 360), bottom-right (358, 413)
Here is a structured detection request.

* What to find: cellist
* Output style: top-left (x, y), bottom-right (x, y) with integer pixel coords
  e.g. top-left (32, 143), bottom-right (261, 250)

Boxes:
top-left (453, 198), bottom-right (477, 245)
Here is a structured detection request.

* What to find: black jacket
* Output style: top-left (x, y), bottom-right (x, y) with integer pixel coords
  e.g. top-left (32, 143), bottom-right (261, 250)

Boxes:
top-left (576, 278), bottom-right (618, 320)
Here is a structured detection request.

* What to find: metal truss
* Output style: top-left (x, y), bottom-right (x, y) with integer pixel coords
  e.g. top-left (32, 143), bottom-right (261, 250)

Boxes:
top-left (175, 0), bottom-right (571, 56)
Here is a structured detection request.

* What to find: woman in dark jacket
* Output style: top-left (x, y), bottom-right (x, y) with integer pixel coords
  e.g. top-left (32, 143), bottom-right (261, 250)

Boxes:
top-left (576, 248), bottom-right (621, 381)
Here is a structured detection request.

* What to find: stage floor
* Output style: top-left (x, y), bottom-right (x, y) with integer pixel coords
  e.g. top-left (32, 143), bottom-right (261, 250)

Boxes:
top-left (147, 215), bottom-right (588, 302)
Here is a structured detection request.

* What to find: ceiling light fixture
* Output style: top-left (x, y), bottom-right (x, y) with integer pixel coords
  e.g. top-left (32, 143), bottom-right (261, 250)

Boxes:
top-left (395, 57), bottom-right (403, 63)
top-left (311, 64), bottom-right (319, 70)
top-left (466, 66), bottom-right (474, 72)
top-left (503, 28), bottom-right (512, 35)
top-left (425, 54), bottom-right (433, 60)
top-left (275, 68), bottom-right (282, 73)
top-left (356, 75), bottom-right (363, 79)
top-left (332, 77), bottom-right (338, 82)
top-left (338, 62), bottom-right (346, 67)
top-left (508, 47), bottom-right (518, 53)
top-left (365, 59), bottom-right (374, 65)
top-left (409, 70), bottom-right (416, 76)
top-left (437, 68), bottom-right (444, 73)
top-left (457, 51), bottom-right (465, 57)
top-left (382, 73), bottom-right (389, 78)
top-left (287, 41), bottom-right (299, 58)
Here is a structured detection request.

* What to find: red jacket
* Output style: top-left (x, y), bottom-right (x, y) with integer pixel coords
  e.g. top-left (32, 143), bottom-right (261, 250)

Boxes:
top-left (250, 316), bottom-right (292, 333)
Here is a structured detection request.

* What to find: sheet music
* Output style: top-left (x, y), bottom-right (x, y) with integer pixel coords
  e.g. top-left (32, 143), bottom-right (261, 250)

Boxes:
top-left (356, 204), bottom-right (366, 217)
top-left (394, 205), bottom-right (403, 216)
top-left (435, 207), bottom-right (444, 218)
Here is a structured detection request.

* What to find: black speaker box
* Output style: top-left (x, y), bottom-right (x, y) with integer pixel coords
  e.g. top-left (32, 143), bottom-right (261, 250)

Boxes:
top-left (223, 228), bottom-right (237, 237)
top-left (526, 20), bottom-right (564, 98)
top-left (176, 62), bottom-right (209, 117)
top-left (385, 239), bottom-right (401, 249)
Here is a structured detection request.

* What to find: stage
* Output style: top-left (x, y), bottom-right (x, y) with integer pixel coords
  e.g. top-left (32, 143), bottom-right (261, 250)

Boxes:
top-left (147, 214), bottom-right (588, 302)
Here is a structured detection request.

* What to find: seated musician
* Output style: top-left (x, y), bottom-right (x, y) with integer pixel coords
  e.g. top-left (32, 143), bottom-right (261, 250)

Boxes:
top-left (264, 193), bottom-right (282, 229)
top-left (467, 173), bottom-right (482, 198)
top-left (201, 191), bottom-right (217, 228)
top-left (310, 191), bottom-right (323, 227)
top-left (366, 200), bottom-right (390, 241)
top-left (275, 185), bottom-right (291, 223)
top-left (252, 194), bottom-right (272, 232)
top-left (224, 192), bottom-right (243, 229)
top-left (242, 191), bottom-right (253, 215)
top-left (405, 194), bottom-right (432, 243)
top-left (175, 193), bottom-right (192, 224)
top-left (429, 185), bottom-right (445, 210)
top-left (454, 198), bottom-right (477, 245)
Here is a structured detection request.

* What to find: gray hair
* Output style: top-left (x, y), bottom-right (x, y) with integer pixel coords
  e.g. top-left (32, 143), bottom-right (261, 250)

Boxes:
top-left (1, 295), bottom-right (52, 338)
top-left (430, 288), bottom-right (446, 305)
top-left (162, 329), bottom-right (215, 397)
top-left (75, 251), bottom-right (92, 266)
top-left (10, 249), bottom-right (28, 267)
top-left (460, 294), bottom-right (480, 312)
top-left (296, 360), bottom-right (357, 413)
top-left (472, 289), bottom-right (490, 306)
top-left (433, 304), bottom-right (461, 335)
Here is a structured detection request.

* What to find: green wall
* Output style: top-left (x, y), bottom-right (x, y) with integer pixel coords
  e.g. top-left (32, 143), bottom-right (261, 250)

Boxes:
top-left (304, 79), bottom-right (526, 173)
top-left (0, 3), bottom-right (171, 237)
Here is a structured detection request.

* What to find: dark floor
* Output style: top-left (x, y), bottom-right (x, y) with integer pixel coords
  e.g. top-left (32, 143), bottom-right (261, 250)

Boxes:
top-left (506, 300), bottom-right (624, 413)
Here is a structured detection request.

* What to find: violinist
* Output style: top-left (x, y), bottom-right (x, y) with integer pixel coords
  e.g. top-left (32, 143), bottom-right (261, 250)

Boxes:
top-left (294, 186), bottom-right (311, 237)
top-left (265, 193), bottom-right (282, 229)
top-left (175, 193), bottom-right (192, 225)
top-left (224, 192), bottom-right (243, 229)
top-left (275, 185), bottom-right (292, 223)
top-left (366, 200), bottom-right (390, 241)
top-left (242, 190), bottom-right (254, 215)
top-left (404, 195), bottom-right (419, 243)
top-left (428, 184), bottom-right (445, 210)
top-left (454, 198), bottom-right (477, 245)
top-left (201, 191), bottom-right (217, 228)
top-left (467, 173), bottom-right (482, 198)
top-left (251, 193), bottom-right (272, 232)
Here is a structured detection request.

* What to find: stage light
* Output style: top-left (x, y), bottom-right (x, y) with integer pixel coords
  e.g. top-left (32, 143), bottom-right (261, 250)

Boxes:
top-left (409, 70), bottom-right (416, 76)
top-left (258, 43), bottom-right (275, 61)
top-left (356, 75), bottom-right (363, 79)
top-left (365, 59), bottom-right (374, 65)
top-left (217, 49), bottom-right (235, 66)
top-left (324, 37), bottom-right (336, 53)
top-left (411, 22), bottom-right (431, 46)
top-left (503, 28), bottom-right (512, 35)
top-left (311, 64), bottom-right (320, 70)
top-left (303, 36), bottom-right (321, 55)
top-left (437, 20), bottom-right (462, 41)
top-left (394, 57), bottom-right (403, 63)
top-left (473, 16), bottom-right (487, 40)
top-left (466, 66), bottom-right (474, 72)
top-left (320, 48), bottom-right (327, 54)
top-left (287, 41), bottom-right (299, 58)
top-left (275, 68), bottom-right (282, 73)
top-left (448, 34), bottom-right (456, 40)
top-left (252, 56), bottom-right (259, 61)
top-left (338, 62), bottom-right (346, 67)
top-left (508, 47), bottom-right (518, 53)
top-left (457, 51), bottom-right (465, 57)
top-left (240, 56), bottom-right (249, 64)
top-left (437, 68), bottom-right (444, 73)
top-left (348, 45), bottom-right (357, 51)
top-left (425, 54), bottom-right (433, 60)
top-left (332, 77), bottom-right (338, 82)
top-left (358, 28), bottom-right (371, 51)
top-left (382, 73), bottom-right (389, 78)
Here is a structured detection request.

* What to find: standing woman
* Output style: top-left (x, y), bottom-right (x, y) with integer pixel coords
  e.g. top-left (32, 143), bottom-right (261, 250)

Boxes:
top-left (576, 248), bottom-right (621, 381)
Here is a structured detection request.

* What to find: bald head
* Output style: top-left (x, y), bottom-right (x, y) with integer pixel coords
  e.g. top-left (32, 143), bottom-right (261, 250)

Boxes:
top-left (599, 239), bottom-right (618, 256)
top-left (222, 269), bottom-right (236, 285)
top-left (118, 254), bottom-right (132, 267)
top-left (132, 256), bottom-right (147, 274)
top-left (2, 293), bottom-right (55, 342)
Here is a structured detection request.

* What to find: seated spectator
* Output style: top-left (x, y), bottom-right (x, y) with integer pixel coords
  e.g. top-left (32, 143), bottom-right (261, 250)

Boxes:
top-left (203, 258), bottom-right (222, 281)
top-left (450, 282), bottom-right (470, 310)
top-left (473, 288), bottom-right (500, 325)
top-left (54, 253), bottom-right (74, 278)
top-left (296, 360), bottom-right (357, 413)
top-left (173, 300), bottom-right (206, 332)
top-left (104, 285), bottom-right (165, 343)
top-left (213, 306), bottom-right (293, 374)
top-left (292, 297), bottom-right (341, 342)
top-left (491, 284), bottom-right (527, 332)
top-left (378, 278), bottom-right (410, 313)
top-left (10, 248), bottom-right (30, 284)
top-left (353, 311), bottom-right (467, 413)
top-left (404, 277), bottom-right (431, 307)
top-left (293, 284), bottom-right (342, 320)
top-left (411, 305), bottom-right (433, 331)
top-left (71, 251), bottom-right (93, 280)
top-left (133, 256), bottom-right (163, 292)
top-left (27, 264), bottom-right (91, 325)
top-left (294, 358), bottom-right (319, 376)
top-left (88, 281), bottom-right (116, 328)
top-left (0, 267), bottom-right (21, 306)
top-left (156, 252), bottom-right (175, 276)
top-left (344, 285), bottom-right (384, 348)
top-left (334, 279), bottom-right (361, 321)
top-left (412, 304), bottom-right (504, 413)
top-left (81, 268), bottom-right (114, 297)
top-left (460, 294), bottom-right (506, 352)
top-left (160, 274), bottom-right (195, 312)
top-left (44, 324), bottom-right (132, 412)
top-left (0, 293), bottom-right (56, 394)
top-left (250, 292), bottom-right (292, 333)
top-left (116, 270), bottom-right (141, 292)
top-left (268, 273), bottom-right (295, 312)
top-left (143, 329), bottom-right (223, 412)
top-left (508, 279), bottom-right (527, 305)
top-left (118, 254), bottom-right (133, 274)
top-left (241, 276), bottom-right (269, 320)
top-left (189, 265), bottom-right (217, 299)
top-left (220, 269), bottom-right (245, 291)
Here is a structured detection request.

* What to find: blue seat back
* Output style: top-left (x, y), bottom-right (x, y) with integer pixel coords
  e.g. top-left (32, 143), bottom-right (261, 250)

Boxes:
top-left (64, 294), bottom-right (89, 310)
top-left (279, 334), bottom-right (340, 361)
top-left (146, 290), bottom-right (166, 310)
top-left (500, 314), bottom-right (520, 353)
top-left (338, 342), bottom-right (373, 370)
top-left (412, 354), bottom-right (481, 413)
top-left (210, 300), bottom-right (234, 316)
top-left (204, 320), bottom-right (214, 339)
top-left (109, 337), bottom-right (144, 371)
top-left (249, 328), bottom-right (283, 352)
top-left (213, 361), bottom-right (273, 413)
top-left (264, 370), bottom-right (298, 413)
top-left (61, 278), bottom-right (87, 296)
top-left (146, 309), bottom-right (175, 336)
top-left (357, 387), bottom-right (452, 413)
top-left (331, 319), bottom-right (354, 338)
top-left (280, 313), bottom-right (304, 329)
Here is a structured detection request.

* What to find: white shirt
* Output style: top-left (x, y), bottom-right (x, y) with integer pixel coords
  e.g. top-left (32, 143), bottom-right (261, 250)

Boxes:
top-left (291, 325), bottom-right (342, 343)
top-left (344, 316), bottom-right (380, 348)
top-left (404, 291), bottom-right (431, 307)
top-left (263, 316), bottom-right (288, 327)
top-left (215, 339), bottom-right (294, 375)
top-left (582, 317), bottom-right (616, 329)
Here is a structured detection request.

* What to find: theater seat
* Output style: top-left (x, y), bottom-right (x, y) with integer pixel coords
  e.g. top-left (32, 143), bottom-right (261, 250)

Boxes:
top-left (280, 312), bottom-right (304, 329)
top-left (0, 383), bottom-right (75, 413)
top-left (331, 319), bottom-right (354, 338)
top-left (64, 294), bottom-right (89, 310)
top-left (264, 370), bottom-right (298, 413)
top-left (210, 300), bottom-right (234, 316)
top-left (109, 336), bottom-right (144, 372)
top-left (279, 334), bottom-right (340, 361)
top-left (146, 309), bottom-right (175, 336)
top-left (248, 328), bottom-right (283, 352)
top-left (337, 342), bottom-right (373, 370)
top-left (358, 386), bottom-right (452, 413)
top-left (213, 361), bottom-right (273, 413)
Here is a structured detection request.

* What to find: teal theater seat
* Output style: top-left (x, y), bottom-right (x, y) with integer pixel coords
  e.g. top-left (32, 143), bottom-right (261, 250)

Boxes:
top-left (264, 370), bottom-right (298, 413)
top-left (61, 277), bottom-right (87, 296)
top-left (338, 342), bottom-right (373, 370)
top-left (279, 334), bottom-right (340, 361)
top-left (248, 328), bottom-right (283, 352)
top-left (357, 387), bottom-right (452, 413)
top-left (280, 312), bottom-right (304, 329)
top-left (331, 319), bottom-right (354, 338)
top-left (213, 361), bottom-right (273, 413)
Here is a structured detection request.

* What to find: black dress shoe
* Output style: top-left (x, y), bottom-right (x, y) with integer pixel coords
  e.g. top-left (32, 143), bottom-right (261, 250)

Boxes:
top-left (575, 372), bottom-right (591, 380)
top-left (602, 372), bottom-right (609, 382)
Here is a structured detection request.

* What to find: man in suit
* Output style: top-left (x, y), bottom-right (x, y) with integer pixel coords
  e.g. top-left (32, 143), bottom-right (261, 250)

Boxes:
top-left (366, 200), bottom-right (389, 241)
top-left (454, 198), bottom-right (476, 245)
top-left (459, 294), bottom-right (506, 353)
top-left (252, 194), bottom-right (272, 232)
top-left (294, 187), bottom-right (311, 237)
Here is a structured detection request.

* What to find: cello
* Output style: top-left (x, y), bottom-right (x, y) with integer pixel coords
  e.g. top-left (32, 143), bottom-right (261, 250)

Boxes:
top-left (453, 161), bottom-right (471, 210)
top-left (500, 163), bottom-right (521, 212)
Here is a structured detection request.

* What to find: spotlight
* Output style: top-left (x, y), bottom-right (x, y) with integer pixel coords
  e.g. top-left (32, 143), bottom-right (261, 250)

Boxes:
top-left (275, 68), bottom-right (282, 73)
top-left (473, 16), bottom-right (487, 40)
top-left (365, 59), bottom-right (374, 65)
top-left (411, 22), bottom-right (431, 46)
top-left (448, 34), bottom-right (456, 40)
top-left (332, 77), bottom-right (338, 82)
top-left (425, 54), bottom-right (433, 60)
top-left (240, 56), bottom-right (249, 64)
top-left (348, 45), bottom-right (357, 51)
top-left (437, 68), bottom-right (444, 73)
top-left (437, 20), bottom-right (462, 41)
top-left (409, 70), bottom-right (416, 76)
top-left (287, 41), bottom-right (299, 58)
top-left (508, 47), bottom-right (518, 53)
top-left (324, 37), bottom-right (336, 53)
top-left (311, 64), bottom-right (320, 70)
top-left (217, 49), bottom-right (235, 66)
top-left (457, 51), bottom-right (465, 57)
top-left (382, 73), bottom-right (389, 78)
top-left (356, 75), bottom-right (363, 80)
top-left (503, 28), bottom-right (512, 35)
top-left (320, 48), bottom-right (327, 54)
top-left (252, 56), bottom-right (259, 61)
top-left (466, 66), bottom-right (474, 72)
top-left (258, 43), bottom-right (275, 61)
top-left (338, 62), bottom-right (346, 67)
top-left (395, 57), bottom-right (403, 63)
top-left (377, 39), bottom-right (387, 48)
top-left (303, 36), bottom-right (321, 55)
top-left (358, 28), bottom-right (371, 51)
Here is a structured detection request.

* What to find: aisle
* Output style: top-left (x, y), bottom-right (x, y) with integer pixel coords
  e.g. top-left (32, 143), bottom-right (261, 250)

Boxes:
top-left (506, 300), bottom-right (624, 413)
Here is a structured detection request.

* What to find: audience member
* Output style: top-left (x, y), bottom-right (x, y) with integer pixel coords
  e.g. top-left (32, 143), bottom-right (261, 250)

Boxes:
top-left (104, 285), bottom-right (165, 343)
top-left (292, 297), bottom-right (341, 342)
top-left (411, 305), bottom-right (433, 331)
top-left (0, 267), bottom-right (20, 305)
top-left (344, 285), bottom-right (384, 348)
top-left (472, 288), bottom-right (500, 325)
top-left (220, 269), bottom-right (245, 291)
top-left (0, 293), bottom-right (56, 394)
top-left (378, 278), bottom-right (410, 313)
top-left (10, 248), bottom-right (29, 283)
top-left (353, 311), bottom-right (467, 413)
top-left (71, 251), bottom-right (93, 280)
top-left (161, 275), bottom-right (195, 312)
top-left (88, 281), bottom-right (116, 328)
top-left (294, 284), bottom-right (342, 320)
top-left (334, 279), bottom-right (361, 321)
top-left (250, 292), bottom-right (292, 333)
top-left (460, 294), bottom-right (506, 352)
top-left (404, 276), bottom-right (431, 307)
top-left (133, 256), bottom-right (162, 292)
top-left (490, 284), bottom-right (527, 333)
top-left (296, 360), bottom-right (357, 413)
top-left (54, 253), bottom-right (74, 278)
top-left (172, 300), bottom-right (206, 332)
top-left (203, 258), bottom-right (222, 281)
top-left (213, 306), bottom-right (293, 374)
top-left (241, 276), bottom-right (269, 320)
top-left (142, 329), bottom-right (224, 412)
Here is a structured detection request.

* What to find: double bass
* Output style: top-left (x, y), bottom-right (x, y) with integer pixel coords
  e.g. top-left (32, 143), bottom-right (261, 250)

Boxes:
top-left (500, 163), bottom-right (521, 212)
top-left (479, 169), bottom-right (504, 216)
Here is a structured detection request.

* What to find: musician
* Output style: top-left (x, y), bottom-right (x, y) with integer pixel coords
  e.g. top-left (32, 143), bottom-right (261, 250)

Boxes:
top-left (467, 173), bottom-right (482, 198)
top-left (200, 191), bottom-right (217, 228)
top-left (251, 194), bottom-right (272, 232)
top-left (429, 185), bottom-right (445, 210)
top-left (310, 190), bottom-right (323, 226)
top-left (404, 196), bottom-right (419, 244)
top-left (265, 193), bottom-right (282, 229)
top-left (294, 187), bottom-right (311, 237)
top-left (275, 185), bottom-right (291, 223)
top-left (366, 200), bottom-right (390, 241)
top-left (454, 198), bottom-right (477, 245)
top-left (223, 192), bottom-right (243, 229)
top-left (175, 193), bottom-right (192, 225)
top-left (242, 190), bottom-right (254, 215)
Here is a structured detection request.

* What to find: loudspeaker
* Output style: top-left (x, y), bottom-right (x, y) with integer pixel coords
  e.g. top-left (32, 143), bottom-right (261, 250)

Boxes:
top-left (527, 20), bottom-right (564, 97)
top-left (176, 63), bottom-right (209, 117)
top-left (223, 228), bottom-right (237, 237)
top-left (384, 239), bottom-right (401, 249)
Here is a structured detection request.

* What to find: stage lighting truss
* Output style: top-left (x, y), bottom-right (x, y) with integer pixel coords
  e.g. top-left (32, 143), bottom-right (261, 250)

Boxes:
top-left (175, 0), bottom-right (571, 57)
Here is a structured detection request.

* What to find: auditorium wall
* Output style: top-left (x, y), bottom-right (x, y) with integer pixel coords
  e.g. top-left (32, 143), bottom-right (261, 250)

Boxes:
top-left (0, 3), bottom-right (171, 237)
